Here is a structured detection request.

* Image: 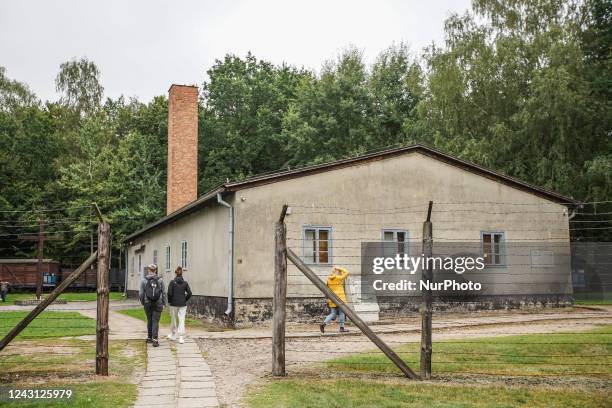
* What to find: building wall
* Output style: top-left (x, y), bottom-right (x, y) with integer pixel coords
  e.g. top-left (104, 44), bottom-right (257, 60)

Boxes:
top-left (126, 202), bottom-right (230, 305)
top-left (232, 151), bottom-right (571, 300)
top-left (125, 151), bottom-right (572, 323)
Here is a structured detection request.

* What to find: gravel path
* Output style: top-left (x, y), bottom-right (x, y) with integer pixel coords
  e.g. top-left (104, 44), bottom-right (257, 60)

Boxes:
top-left (196, 306), bottom-right (612, 407)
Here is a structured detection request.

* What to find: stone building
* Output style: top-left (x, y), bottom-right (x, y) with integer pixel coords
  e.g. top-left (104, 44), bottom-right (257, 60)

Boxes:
top-left (124, 84), bottom-right (579, 325)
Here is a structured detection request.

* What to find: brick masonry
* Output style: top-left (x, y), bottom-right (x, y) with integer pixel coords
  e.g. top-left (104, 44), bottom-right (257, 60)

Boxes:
top-left (167, 84), bottom-right (198, 215)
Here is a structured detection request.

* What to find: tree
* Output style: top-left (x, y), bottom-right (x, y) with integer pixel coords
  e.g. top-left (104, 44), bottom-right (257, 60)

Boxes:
top-left (283, 47), bottom-right (374, 165)
top-left (55, 58), bottom-right (104, 117)
top-left (199, 53), bottom-right (308, 191)
top-left (369, 43), bottom-right (425, 146)
top-left (420, 0), bottom-right (607, 198)
top-left (0, 67), bottom-right (38, 111)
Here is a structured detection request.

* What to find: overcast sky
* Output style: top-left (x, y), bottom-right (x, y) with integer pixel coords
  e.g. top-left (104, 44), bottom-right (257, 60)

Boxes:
top-left (0, 0), bottom-right (471, 103)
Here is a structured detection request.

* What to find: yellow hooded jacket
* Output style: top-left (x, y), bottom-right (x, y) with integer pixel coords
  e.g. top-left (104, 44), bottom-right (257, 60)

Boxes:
top-left (326, 267), bottom-right (349, 308)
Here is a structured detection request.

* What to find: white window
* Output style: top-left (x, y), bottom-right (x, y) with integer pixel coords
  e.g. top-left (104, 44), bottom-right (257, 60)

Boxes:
top-left (382, 229), bottom-right (408, 255)
top-left (165, 244), bottom-right (171, 272)
top-left (153, 249), bottom-right (158, 267)
top-left (302, 226), bottom-right (332, 264)
top-left (181, 241), bottom-right (188, 269)
top-left (482, 232), bottom-right (505, 266)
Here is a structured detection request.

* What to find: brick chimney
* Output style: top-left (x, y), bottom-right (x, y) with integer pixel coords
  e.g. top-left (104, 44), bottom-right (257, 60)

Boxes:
top-left (167, 84), bottom-right (198, 215)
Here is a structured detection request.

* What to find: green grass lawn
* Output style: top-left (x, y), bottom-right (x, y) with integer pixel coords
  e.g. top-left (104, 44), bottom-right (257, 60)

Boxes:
top-left (0, 291), bottom-right (125, 306)
top-left (0, 338), bottom-right (144, 407)
top-left (0, 382), bottom-right (140, 408)
top-left (245, 326), bottom-right (612, 407)
top-left (117, 307), bottom-right (215, 330)
top-left (245, 379), bottom-right (610, 408)
top-left (322, 325), bottom-right (612, 377)
top-left (573, 298), bottom-right (612, 305)
top-left (0, 311), bottom-right (96, 339)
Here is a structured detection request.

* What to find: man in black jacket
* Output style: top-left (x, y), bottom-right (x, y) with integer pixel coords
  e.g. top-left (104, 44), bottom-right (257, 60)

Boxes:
top-left (167, 266), bottom-right (192, 344)
top-left (139, 264), bottom-right (166, 347)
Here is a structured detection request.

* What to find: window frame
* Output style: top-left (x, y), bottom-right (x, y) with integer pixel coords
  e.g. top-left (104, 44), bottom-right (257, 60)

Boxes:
top-left (165, 244), bottom-right (171, 272)
top-left (180, 240), bottom-right (188, 270)
top-left (480, 231), bottom-right (506, 267)
top-left (381, 228), bottom-right (409, 255)
top-left (153, 249), bottom-right (158, 268)
top-left (301, 225), bottom-right (333, 265)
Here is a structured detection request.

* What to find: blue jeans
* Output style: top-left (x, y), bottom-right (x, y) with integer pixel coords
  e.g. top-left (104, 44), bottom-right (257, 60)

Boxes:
top-left (324, 307), bottom-right (345, 327)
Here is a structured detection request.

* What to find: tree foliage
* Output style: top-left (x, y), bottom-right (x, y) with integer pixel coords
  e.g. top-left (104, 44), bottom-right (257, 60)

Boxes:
top-left (55, 58), bottom-right (104, 117)
top-left (1, 0), bottom-right (610, 263)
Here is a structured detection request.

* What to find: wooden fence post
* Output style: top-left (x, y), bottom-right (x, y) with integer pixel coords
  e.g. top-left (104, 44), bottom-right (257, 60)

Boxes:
top-left (287, 249), bottom-right (418, 379)
top-left (96, 220), bottom-right (110, 376)
top-left (420, 201), bottom-right (433, 380)
top-left (272, 204), bottom-right (288, 376)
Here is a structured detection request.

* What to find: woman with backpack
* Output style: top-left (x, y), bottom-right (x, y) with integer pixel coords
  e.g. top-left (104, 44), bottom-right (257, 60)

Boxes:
top-left (167, 266), bottom-right (192, 344)
top-left (139, 264), bottom-right (166, 347)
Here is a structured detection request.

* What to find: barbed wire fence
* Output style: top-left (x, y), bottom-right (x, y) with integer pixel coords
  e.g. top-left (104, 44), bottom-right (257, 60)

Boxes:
top-left (0, 203), bottom-right (112, 378)
top-left (272, 200), bottom-right (612, 380)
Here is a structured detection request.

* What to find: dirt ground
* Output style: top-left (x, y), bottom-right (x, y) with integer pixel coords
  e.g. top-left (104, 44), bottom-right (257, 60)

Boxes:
top-left (196, 306), bottom-right (612, 407)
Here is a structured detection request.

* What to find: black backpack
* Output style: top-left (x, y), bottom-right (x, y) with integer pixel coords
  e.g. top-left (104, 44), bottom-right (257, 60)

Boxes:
top-left (145, 277), bottom-right (162, 302)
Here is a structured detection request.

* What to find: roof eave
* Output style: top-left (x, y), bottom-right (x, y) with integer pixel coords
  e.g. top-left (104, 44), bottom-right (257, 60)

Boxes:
top-left (122, 186), bottom-right (227, 243)
top-left (122, 143), bottom-right (579, 243)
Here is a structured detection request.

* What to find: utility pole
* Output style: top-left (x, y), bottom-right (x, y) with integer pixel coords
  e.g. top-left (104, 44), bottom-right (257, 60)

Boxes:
top-left (18, 217), bottom-right (60, 300)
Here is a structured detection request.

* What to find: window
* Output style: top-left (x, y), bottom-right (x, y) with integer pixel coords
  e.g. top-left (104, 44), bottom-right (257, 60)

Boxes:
top-left (303, 227), bottom-right (332, 264)
top-left (382, 229), bottom-right (408, 255)
top-left (165, 244), bottom-right (171, 272)
top-left (138, 254), bottom-right (142, 277)
top-left (482, 232), bottom-right (505, 266)
top-left (180, 241), bottom-right (188, 269)
top-left (153, 249), bottom-right (158, 267)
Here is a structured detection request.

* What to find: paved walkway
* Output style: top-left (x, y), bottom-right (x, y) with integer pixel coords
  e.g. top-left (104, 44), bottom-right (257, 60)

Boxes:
top-left (133, 337), bottom-right (219, 408)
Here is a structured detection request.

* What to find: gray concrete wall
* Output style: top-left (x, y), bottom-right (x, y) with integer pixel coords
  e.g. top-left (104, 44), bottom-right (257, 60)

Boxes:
top-left (233, 151), bottom-right (571, 299)
top-left (125, 202), bottom-right (230, 300)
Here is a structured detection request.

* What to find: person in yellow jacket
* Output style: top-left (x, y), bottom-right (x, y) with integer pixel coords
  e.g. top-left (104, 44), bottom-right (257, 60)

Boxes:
top-left (320, 267), bottom-right (350, 333)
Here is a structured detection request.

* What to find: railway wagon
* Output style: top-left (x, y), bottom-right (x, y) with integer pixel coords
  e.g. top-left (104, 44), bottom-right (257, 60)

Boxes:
top-left (60, 267), bottom-right (97, 290)
top-left (1, 259), bottom-right (125, 292)
top-left (0, 259), bottom-right (60, 289)
top-left (59, 267), bottom-right (125, 291)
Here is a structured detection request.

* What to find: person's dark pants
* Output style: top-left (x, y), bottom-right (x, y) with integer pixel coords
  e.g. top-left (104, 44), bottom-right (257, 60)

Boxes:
top-left (0, 290), bottom-right (6, 302)
top-left (144, 303), bottom-right (162, 340)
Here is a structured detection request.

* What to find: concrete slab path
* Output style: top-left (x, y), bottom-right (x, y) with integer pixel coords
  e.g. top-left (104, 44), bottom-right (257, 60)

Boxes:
top-left (133, 337), bottom-right (219, 408)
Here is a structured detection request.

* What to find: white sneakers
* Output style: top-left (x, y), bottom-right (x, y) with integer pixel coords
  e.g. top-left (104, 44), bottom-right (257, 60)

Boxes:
top-left (167, 333), bottom-right (185, 343)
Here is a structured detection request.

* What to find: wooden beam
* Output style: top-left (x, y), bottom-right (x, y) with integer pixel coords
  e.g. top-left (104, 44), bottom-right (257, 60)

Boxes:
top-left (278, 204), bottom-right (288, 223)
top-left (96, 221), bottom-right (110, 376)
top-left (0, 251), bottom-right (98, 352)
top-left (286, 249), bottom-right (418, 379)
top-left (272, 205), bottom-right (288, 376)
top-left (92, 202), bottom-right (104, 223)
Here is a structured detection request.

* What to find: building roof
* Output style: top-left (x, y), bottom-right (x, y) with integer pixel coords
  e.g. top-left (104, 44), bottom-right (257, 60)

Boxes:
top-left (0, 259), bottom-right (59, 264)
top-left (123, 144), bottom-right (580, 243)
